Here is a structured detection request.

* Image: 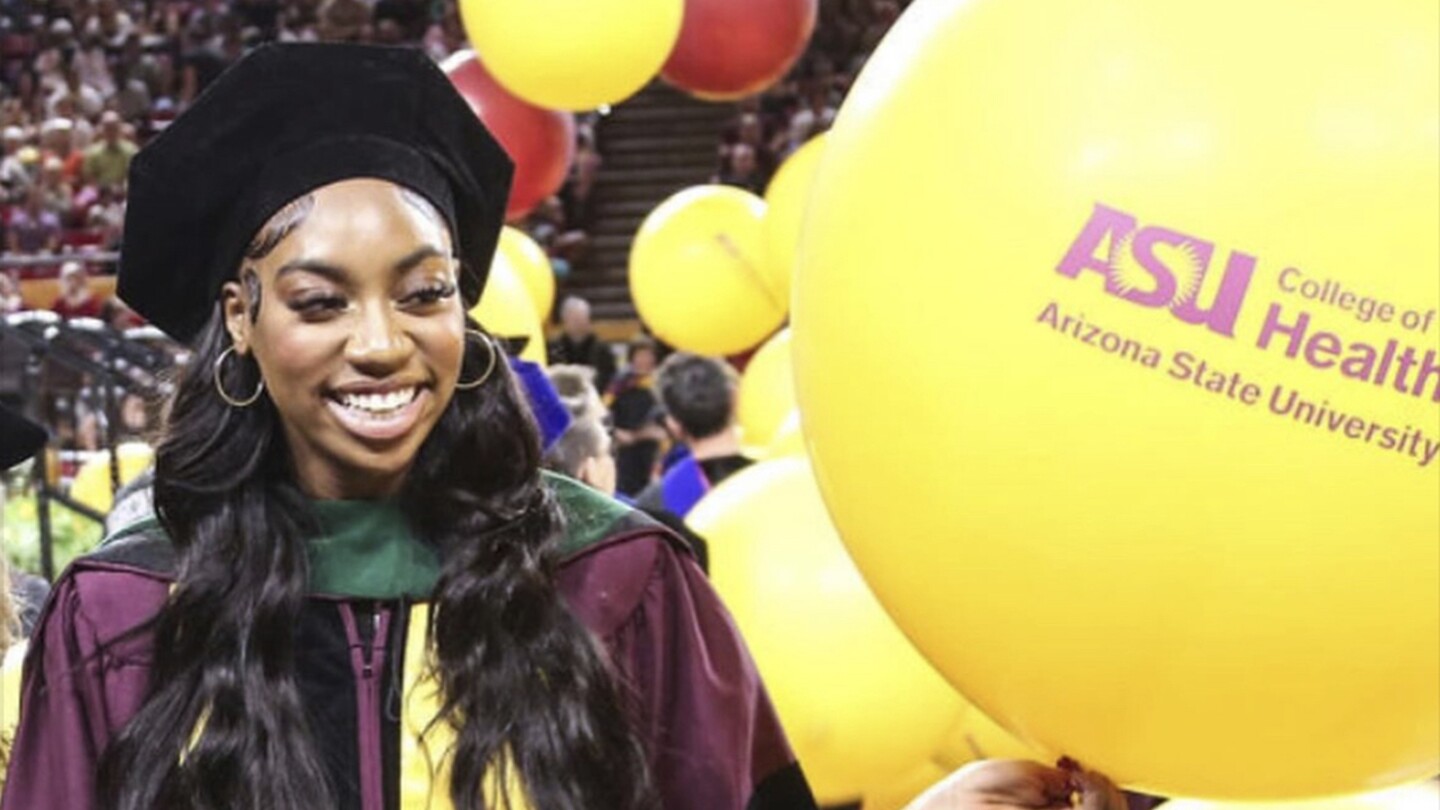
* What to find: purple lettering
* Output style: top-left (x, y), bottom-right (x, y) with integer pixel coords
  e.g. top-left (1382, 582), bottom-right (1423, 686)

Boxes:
top-left (1304, 331), bottom-right (1342, 369)
top-left (1255, 303), bottom-right (1308, 358)
top-left (1056, 203), bottom-right (1137, 291)
top-left (1171, 250), bottom-right (1256, 338)
top-left (1411, 349), bottom-right (1440, 402)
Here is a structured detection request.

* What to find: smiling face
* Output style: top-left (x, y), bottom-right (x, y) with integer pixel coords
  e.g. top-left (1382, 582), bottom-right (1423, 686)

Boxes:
top-left (222, 178), bottom-right (466, 500)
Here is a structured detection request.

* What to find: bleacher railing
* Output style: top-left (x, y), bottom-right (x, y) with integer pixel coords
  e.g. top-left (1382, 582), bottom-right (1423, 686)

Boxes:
top-left (1, 309), bottom-right (178, 579)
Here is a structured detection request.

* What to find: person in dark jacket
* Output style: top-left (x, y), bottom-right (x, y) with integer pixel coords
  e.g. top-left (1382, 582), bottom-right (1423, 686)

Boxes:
top-left (547, 295), bottom-right (617, 392)
top-left (634, 353), bottom-right (756, 573)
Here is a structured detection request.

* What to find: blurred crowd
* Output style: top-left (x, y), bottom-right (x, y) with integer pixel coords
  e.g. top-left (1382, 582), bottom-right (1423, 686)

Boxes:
top-left (0, 0), bottom-right (601, 311)
top-left (712, 0), bottom-right (908, 191)
top-left (0, 0), bottom-right (908, 597)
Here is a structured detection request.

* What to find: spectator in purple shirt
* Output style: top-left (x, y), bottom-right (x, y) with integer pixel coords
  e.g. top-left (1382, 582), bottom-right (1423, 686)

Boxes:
top-left (6, 187), bottom-right (61, 254)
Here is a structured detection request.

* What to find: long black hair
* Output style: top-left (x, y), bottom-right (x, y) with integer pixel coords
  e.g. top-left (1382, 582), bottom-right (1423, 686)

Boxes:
top-left (95, 209), bottom-right (655, 809)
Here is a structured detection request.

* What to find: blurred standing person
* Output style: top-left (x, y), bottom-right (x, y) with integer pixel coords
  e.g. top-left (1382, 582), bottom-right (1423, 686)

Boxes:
top-left (606, 337), bottom-right (666, 497)
top-left (561, 125), bottom-right (602, 227)
top-left (547, 295), bottom-right (616, 391)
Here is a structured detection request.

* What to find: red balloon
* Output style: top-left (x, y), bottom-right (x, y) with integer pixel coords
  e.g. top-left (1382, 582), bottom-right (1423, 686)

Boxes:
top-left (443, 51), bottom-right (575, 221)
top-left (661, 0), bottom-right (817, 101)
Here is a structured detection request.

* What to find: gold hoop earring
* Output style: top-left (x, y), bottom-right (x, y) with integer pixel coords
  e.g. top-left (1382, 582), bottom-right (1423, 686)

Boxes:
top-left (214, 346), bottom-right (265, 408)
top-left (455, 329), bottom-right (499, 390)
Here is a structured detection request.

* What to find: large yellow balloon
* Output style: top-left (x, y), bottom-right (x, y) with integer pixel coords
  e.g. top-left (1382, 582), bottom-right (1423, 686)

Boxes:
top-left (688, 457), bottom-right (962, 805)
top-left (470, 251), bottom-right (545, 364)
top-left (1164, 783), bottom-right (1440, 810)
top-left (497, 227), bottom-right (554, 323)
top-left (761, 134), bottom-right (827, 311)
top-left (793, 0), bottom-right (1439, 799)
top-left (931, 706), bottom-right (1042, 771)
top-left (737, 328), bottom-right (796, 453)
top-left (764, 409), bottom-right (806, 459)
top-left (864, 705), bottom-right (1043, 810)
top-left (458, 0), bottom-right (682, 111)
top-left (70, 442), bottom-right (154, 514)
top-left (630, 185), bottom-right (784, 356)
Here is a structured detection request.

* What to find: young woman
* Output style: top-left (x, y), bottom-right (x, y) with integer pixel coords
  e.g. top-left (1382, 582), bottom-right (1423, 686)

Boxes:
top-left (0, 44), bottom-right (813, 810)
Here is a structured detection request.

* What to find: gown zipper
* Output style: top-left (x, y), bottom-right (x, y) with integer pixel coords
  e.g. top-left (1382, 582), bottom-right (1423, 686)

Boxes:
top-left (340, 601), bottom-right (391, 810)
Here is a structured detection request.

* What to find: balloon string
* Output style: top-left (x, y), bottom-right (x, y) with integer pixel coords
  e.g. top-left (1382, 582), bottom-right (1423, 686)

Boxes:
top-left (714, 232), bottom-right (786, 315)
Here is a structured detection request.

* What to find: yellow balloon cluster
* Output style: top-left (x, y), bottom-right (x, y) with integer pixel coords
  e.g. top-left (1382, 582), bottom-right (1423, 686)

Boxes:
top-left (630, 185), bottom-right (785, 357)
top-left (688, 457), bottom-right (962, 805)
top-left (496, 226), bottom-right (555, 323)
top-left (793, 0), bottom-right (1439, 798)
top-left (458, 0), bottom-right (682, 111)
top-left (736, 329), bottom-right (796, 454)
top-left (470, 249), bottom-right (545, 364)
top-left (761, 135), bottom-right (827, 312)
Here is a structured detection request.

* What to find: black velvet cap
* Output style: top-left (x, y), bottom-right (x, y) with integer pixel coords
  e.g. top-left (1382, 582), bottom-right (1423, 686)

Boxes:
top-left (119, 43), bottom-right (514, 343)
top-left (0, 404), bottom-right (46, 470)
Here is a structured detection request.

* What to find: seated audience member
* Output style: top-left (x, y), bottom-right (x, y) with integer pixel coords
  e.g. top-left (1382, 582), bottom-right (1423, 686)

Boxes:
top-left (547, 295), bottom-right (617, 391)
top-left (635, 353), bottom-right (754, 571)
top-left (0, 127), bottom-right (32, 204)
top-left (82, 111), bottom-right (138, 189)
top-left (713, 143), bottom-right (765, 195)
top-left (35, 157), bottom-right (74, 220)
top-left (49, 261), bottom-right (106, 320)
top-left (528, 195), bottom-right (588, 276)
top-left (39, 117), bottom-right (85, 185)
top-left (7, 187), bottom-right (62, 254)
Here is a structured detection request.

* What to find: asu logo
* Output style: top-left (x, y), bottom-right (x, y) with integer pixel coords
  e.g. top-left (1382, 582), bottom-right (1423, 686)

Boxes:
top-left (1056, 203), bottom-right (1257, 337)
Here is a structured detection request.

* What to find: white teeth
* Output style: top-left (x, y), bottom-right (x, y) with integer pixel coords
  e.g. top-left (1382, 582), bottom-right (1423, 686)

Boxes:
top-left (337, 387), bottom-right (417, 414)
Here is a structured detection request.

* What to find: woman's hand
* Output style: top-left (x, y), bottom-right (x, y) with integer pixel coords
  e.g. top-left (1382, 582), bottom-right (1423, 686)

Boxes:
top-left (904, 759), bottom-right (1127, 810)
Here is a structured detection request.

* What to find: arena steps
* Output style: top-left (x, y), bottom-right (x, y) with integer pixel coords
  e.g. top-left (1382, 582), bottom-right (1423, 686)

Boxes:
top-left (562, 81), bottom-right (732, 323)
